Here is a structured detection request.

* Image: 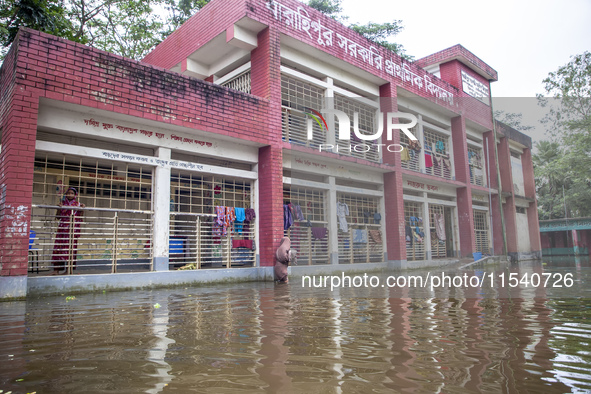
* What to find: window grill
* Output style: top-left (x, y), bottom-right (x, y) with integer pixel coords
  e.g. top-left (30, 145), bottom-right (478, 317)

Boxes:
top-left (429, 204), bottom-right (449, 258)
top-left (404, 201), bottom-right (425, 261)
top-left (424, 128), bottom-right (452, 179)
top-left (334, 94), bottom-right (380, 163)
top-left (468, 146), bottom-right (485, 186)
top-left (281, 74), bottom-right (325, 148)
top-left (170, 172), bottom-right (252, 215)
top-left (220, 70), bottom-right (251, 94)
top-left (400, 126), bottom-right (420, 172)
top-left (337, 193), bottom-right (383, 264)
top-left (33, 154), bottom-right (153, 211)
top-left (283, 187), bottom-right (328, 265)
top-left (473, 210), bottom-right (490, 254)
top-left (169, 171), bottom-right (255, 269)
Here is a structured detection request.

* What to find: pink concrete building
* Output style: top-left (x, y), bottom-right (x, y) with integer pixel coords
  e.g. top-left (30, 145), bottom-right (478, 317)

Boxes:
top-left (0, 0), bottom-right (540, 298)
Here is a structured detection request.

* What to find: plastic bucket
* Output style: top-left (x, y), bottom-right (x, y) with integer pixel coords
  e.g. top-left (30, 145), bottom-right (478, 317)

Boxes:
top-left (472, 252), bottom-right (483, 261)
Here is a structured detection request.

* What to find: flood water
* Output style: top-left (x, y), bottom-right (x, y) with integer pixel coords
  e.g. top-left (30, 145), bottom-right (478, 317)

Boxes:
top-left (2, 257), bottom-right (591, 393)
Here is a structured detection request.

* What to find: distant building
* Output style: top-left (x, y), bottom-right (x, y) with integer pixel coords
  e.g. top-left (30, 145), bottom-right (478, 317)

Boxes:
top-left (0, 0), bottom-right (540, 298)
top-left (540, 218), bottom-right (591, 256)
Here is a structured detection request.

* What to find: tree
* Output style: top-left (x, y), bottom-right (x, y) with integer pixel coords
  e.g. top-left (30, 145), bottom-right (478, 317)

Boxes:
top-left (533, 140), bottom-right (567, 220)
top-left (494, 110), bottom-right (535, 133)
top-left (0, 0), bottom-right (75, 58)
top-left (307, 0), bottom-right (410, 58)
top-left (1, 0), bottom-right (409, 62)
top-left (534, 51), bottom-right (591, 219)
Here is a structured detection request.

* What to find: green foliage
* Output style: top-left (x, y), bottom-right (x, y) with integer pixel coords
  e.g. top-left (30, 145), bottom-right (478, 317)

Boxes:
top-left (493, 110), bottom-right (534, 133)
top-left (0, 0), bottom-right (75, 57)
top-left (307, 0), bottom-right (409, 58)
top-left (307, 0), bottom-right (343, 20)
top-left (349, 21), bottom-right (407, 56)
top-left (1, 0), bottom-right (410, 61)
top-left (534, 52), bottom-right (591, 219)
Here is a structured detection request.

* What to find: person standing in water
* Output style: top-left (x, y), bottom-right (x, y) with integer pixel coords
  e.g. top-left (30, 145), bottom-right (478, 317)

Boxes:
top-left (51, 187), bottom-right (85, 274)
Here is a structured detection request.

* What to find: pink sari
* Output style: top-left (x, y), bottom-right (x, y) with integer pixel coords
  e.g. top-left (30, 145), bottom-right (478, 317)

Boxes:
top-left (52, 192), bottom-right (83, 271)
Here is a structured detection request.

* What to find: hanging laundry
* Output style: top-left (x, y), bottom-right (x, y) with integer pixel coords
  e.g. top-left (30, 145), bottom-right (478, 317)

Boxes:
top-left (224, 206), bottom-right (236, 236)
top-left (425, 153), bottom-right (433, 168)
top-left (363, 211), bottom-right (371, 224)
top-left (373, 212), bottom-right (381, 224)
top-left (294, 204), bottom-right (305, 221)
top-left (369, 229), bottom-right (382, 244)
top-left (433, 154), bottom-right (442, 167)
top-left (232, 239), bottom-right (253, 249)
top-left (213, 206), bottom-right (225, 237)
top-left (311, 227), bottom-right (328, 240)
top-left (234, 207), bottom-right (245, 233)
top-left (436, 140), bottom-right (445, 154)
top-left (401, 147), bottom-right (411, 161)
top-left (405, 225), bottom-right (413, 246)
top-left (352, 229), bottom-right (368, 243)
top-left (435, 213), bottom-right (446, 241)
top-left (283, 204), bottom-right (293, 231)
top-left (243, 208), bottom-right (256, 234)
top-left (337, 201), bottom-right (349, 232)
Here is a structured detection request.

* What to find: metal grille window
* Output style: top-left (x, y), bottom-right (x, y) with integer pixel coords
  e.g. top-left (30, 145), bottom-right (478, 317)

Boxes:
top-left (400, 126), bottom-right (420, 172)
top-left (220, 70), bottom-right (251, 94)
top-left (429, 204), bottom-right (450, 258)
top-left (473, 210), bottom-right (490, 254)
top-left (404, 201), bottom-right (425, 261)
top-left (283, 187), bottom-right (328, 265)
top-left (334, 94), bottom-right (380, 163)
top-left (33, 154), bottom-right (152, 211)
top-left (337, 193), bottom-right (383, 264)
top-left (281, 74), bottom-right (325, 148)
top-left (170, 172), bottom-right (252, 215)
top-left (30, 154), bottom-right (153, 275)
top-left (468, 146), bottom-right (485, 186)
top-left (170, 172), bottom-right (255, 269)
top-left (424, 128), bottom-right (452, 179)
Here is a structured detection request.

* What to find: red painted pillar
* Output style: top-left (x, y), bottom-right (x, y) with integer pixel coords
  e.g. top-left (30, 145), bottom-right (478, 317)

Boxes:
top-left (483, 131), bottom-right (503, 255)
top-left (0, 37), bottom-right (38, 292)
top-left (451, 116), bottom-right (475, 257)
top-left (380, 84), bottom-right (406, 263)
top-left (498, 137), bottom-right (518, 254)
top-left (522, 148), bottom-right (541, 254)
top-left (251, 27), bottom-right (283, 267)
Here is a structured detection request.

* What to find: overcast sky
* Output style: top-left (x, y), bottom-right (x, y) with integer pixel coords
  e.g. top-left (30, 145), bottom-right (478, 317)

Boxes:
top-left (339, 0), bottom-right (591, 141)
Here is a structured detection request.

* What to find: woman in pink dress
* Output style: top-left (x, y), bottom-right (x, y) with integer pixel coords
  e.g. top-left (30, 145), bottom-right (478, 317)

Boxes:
top-left (52, 187), bottom-right (85, 274)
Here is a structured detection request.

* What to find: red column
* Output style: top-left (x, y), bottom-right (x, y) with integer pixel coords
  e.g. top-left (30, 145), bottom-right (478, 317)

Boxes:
top-left (251, 27), bottom-right (283, 267)
top-left (0, 40), bottom-right (38, 281)
top-left (451, 116), bottom-right (475, 257)
top-left (522, 148), bottom-right (541, 254)
top-left (498, 137), bottom-right (518, 254)
top-left (380, 84), bottom-right (406, 262)
top-left (483, 131), bottom-right (504, 255)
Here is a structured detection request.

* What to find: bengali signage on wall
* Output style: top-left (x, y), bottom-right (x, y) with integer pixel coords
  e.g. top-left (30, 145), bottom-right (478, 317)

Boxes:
top-left (461, 70), bottom-right (490, 105)
top-left (267, 0), bottom-right (455, 105)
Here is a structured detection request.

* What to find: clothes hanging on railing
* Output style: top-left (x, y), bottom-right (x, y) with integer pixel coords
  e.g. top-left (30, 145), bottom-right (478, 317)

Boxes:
top-left (369, 229), bottom-right (382, 244)
top-left (234, 207), bottom-right (245, 233)
top-left (311, 227), bottom-right (327, 240)
top-left (294, 204), bottom-right (305, 221)
top-left (353, 229), bottom-right (368, 243)
top-left (435, 213), bottom-right (446, 241)
top-left (337, 201), bottom-right (349, 232)
top-left (284, 203), bottom-right (294, 230)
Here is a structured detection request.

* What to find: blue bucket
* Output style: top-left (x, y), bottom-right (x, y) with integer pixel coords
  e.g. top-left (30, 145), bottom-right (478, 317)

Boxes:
top-left (472, 252), bottom-right (483, 261)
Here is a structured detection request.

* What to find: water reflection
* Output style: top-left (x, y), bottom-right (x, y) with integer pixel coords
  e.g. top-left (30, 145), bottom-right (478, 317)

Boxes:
top-left (0, 259), bottom-right (590, 392)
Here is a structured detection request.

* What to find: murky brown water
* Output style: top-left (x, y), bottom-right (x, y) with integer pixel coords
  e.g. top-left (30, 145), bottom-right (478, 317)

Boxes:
top-left (1, 257), bottom-right (591, 393)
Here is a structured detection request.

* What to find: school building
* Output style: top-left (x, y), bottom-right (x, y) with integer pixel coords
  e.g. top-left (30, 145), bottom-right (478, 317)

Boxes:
top-left (0, 0), bottom-right (541, 298)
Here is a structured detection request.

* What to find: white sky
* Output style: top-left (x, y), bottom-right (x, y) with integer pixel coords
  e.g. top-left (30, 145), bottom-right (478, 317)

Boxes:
top-left (340, 0), bottom-right (591, 142)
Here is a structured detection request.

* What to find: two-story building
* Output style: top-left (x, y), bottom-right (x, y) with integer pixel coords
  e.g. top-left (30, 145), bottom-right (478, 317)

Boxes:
top-left (0, 0), bottom-right (541, 298)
